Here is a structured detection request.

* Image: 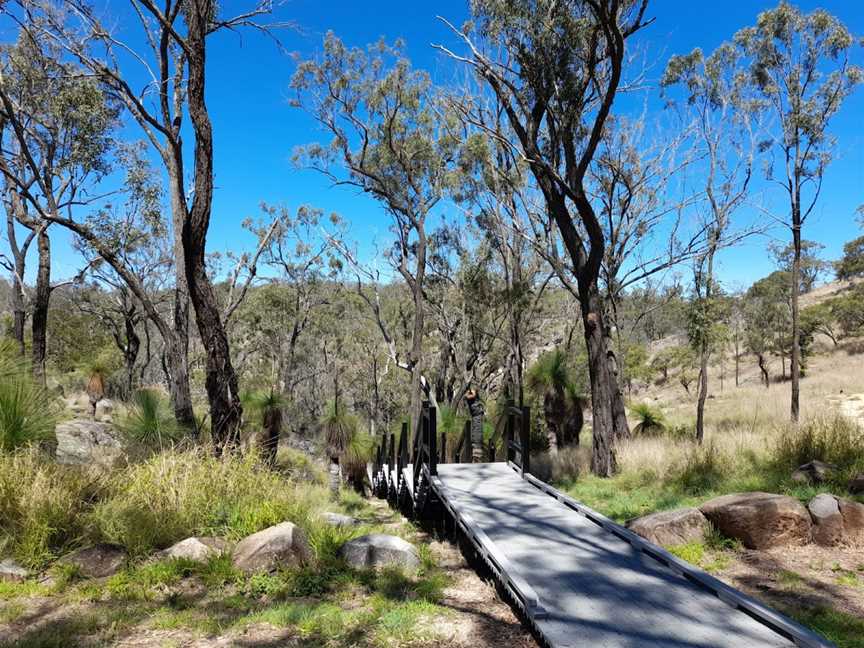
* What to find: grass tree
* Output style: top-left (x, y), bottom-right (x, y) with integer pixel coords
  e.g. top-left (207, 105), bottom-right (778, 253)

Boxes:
top-left (527, 350), bottom-right (583, 455)
top-left (734, 2), bottom-right (862, 421)
top-left (0, 340), bottom-right (56, 450)
top-left (320, 403), bottom-right (360, 501)
top-left (245, 389), bottom-right (288, 467)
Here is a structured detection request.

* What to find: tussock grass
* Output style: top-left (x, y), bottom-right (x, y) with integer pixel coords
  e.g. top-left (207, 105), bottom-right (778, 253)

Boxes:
top-left (0, 449), bottom-right (107, 568)
top-left (89, 447), bottom-right (329, 556)
top-left (558, 413), bottom-right (862, 523)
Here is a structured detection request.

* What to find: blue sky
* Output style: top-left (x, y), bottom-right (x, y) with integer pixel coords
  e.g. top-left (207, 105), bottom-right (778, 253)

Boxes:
top-left (19, 0), bottom-right (864, 290)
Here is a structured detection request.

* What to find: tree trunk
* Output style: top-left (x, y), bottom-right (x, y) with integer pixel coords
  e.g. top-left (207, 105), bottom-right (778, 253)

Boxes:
top-left (123, 315), bottom-right (141, 397)
top-left (695, 360), bottom-right (708, 444)
top-left (5, 189), bottom-right (29, 356)
top-left (580, 283), bottom-right (617, 477)
top-left (184, 2), bottom-right (243, 452)
top-left (695, 239), bottom-right (717, 444)
top-left (165, 136), bottom-right (195, 431)
top-left (757, 353), bottom-right (769, 388)
top-left (329, 458), bottom-right (341, 500)
top-left (408, 230), bottom-right (428, 446)
top-left (544, 389), bottom-right (561, 456)
top-left (165, 336), bottom-right (195, 429)
top-left (790, 218), bottom-right (802, 422)
top-left (31, 227), bottom-right (50, 384)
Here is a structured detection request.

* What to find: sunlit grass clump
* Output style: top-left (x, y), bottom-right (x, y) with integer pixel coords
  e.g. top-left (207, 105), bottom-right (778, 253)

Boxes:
top-left (89, 447), bottom-right (329, 556)
top-left (0, 449), bottom-right (107, 568)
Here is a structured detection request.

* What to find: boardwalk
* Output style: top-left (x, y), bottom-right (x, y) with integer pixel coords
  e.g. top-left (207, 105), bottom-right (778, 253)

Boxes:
top-left (371, 405), bottom-right (833, 648)
top-left (434, 462), bottom-right (806, 648)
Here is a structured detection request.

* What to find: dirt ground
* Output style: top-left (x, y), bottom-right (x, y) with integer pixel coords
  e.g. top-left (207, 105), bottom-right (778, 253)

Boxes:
top-left (715, 543), bottom-right (864, 620)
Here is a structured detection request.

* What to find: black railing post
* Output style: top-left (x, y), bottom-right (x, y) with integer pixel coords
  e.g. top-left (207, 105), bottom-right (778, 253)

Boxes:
top-left (520, 405), bottom-right (531, 476)
top-left (397, 421), bottom-right (407, 490)
top-left (387, 431), bottom-right (395, 470)
top-left (506, 399), bottom-right (515, 464)
top-left (440, 431), bottom-right (447, 466)
top-left (462, 419), bottom-right (470, 463)
top-left (429, 405), bottom-right (437, 476)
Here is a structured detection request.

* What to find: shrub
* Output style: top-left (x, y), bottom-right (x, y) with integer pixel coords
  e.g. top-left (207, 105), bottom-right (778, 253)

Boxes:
top-left (674, 442), bottom-right (730, 495)
top-left (770, 415), bottom-right (864, 487)
top-left (0, 449), bottom-right (107, 568)
top-left (89, 448), bottom-right (328, 556)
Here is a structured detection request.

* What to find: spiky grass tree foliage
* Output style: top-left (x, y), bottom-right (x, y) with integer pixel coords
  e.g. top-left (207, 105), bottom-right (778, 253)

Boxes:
top-left (120, 388), bottom-right (182, 449)
top-left (244, 389), bottom-right (287, 466)
top-left (527, 350), bottom-right (583, 454)
top-left (320, 404), bottom-right (361, 500)
top-left (0, 341), bottom-right (57, 451)
top-left (630, 403), bottom-right (667, 437)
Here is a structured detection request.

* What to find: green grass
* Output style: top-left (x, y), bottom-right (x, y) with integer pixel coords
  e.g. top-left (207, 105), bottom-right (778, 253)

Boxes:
top-left (788, 607), bottom-right (864, 648)
top-left (778, 570), bottom-right (806, 588)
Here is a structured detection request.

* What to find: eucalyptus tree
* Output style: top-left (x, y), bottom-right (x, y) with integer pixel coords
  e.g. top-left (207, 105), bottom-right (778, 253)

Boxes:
top-left (768, 240), bottom-right (829, 293)
top-left (1, 161), bottom-right (35, 357)
top-left (438, 0), bottom-right (651, 475)
top-left (734, 1), bottom-right (862, 421)
top-left (451, 98), bottom-right (553, 407)
top-left (663, 40), bottom-right (759, 443)
top-left (72, 145), bottom-right (171, 397)
top-left (0, 26), bottom-right (116, 382)
top-left (12, 0), bottom-right (279, 449)
top-left (292, 35), bottom-right (458, 439)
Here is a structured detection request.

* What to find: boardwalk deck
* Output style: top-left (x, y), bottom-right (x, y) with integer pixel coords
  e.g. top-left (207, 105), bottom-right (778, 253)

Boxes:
top-left (429, 462), bottom-right (831, 648)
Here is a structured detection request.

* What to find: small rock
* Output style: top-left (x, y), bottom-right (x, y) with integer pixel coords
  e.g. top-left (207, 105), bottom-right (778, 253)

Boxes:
top-left (161, 537), bottom-right (229, 562)
top-left (55, 419), bottom-right (125, 468)
top-left (57, 544), bottom-right (127, 578)
top-left (626, 508), bottom-right (709, 547)
top-left (700, 492), bottom-right (811, 549)
top-left (322, 512), bottom-right (358, 527)
top-left (791, 460), bottom-right (836, 485)
top-left (849, 474), bottom-right (864, 495)
top-left (839, 498), bottom-right (864, 542)
top-left (232, 522), bottom-right (311, 573)
top-left (0, 559), bottom-right (28, 583)
top-left (338, 534), bottom-right (420, 570)
top-left (808, 494), bottom-right (844, 547)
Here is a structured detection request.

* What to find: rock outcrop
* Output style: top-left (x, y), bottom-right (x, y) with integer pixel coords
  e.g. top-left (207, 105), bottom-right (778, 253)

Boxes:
top-left (791, 460), bottom-right (835, 485)
top-left (338, 534), bottom-right (420, 569)
top-left (699, 492), bottom-right (811, 549)
top-left (55, 420), bottom-right (125, 468)
top-left (807, 494), bottom-right (844, 547)
top-left (0, 559), bottom-right (28, 583)
top-left (161, 537), bottom-right (229, 562)
top-left (626, 508), bottom-right (709, 547)
top-left (232, 522), bottom-right (311, 573)
top-left (57, 544), bottom-right (127, 578)
top-left (322, 512), bottom-right (359, 527)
